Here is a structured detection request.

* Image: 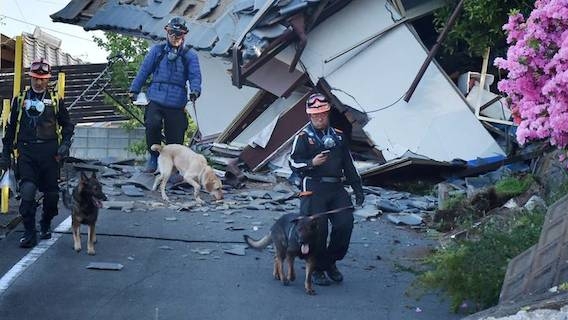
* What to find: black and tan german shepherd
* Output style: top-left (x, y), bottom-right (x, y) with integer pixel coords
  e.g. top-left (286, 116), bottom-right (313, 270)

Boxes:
top-left (70, 172), bottom-right (107, 255)
top-left (244, 213), bottom-right (320, 295)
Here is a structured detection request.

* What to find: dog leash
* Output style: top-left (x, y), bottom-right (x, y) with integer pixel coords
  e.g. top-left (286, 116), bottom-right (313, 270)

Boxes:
top-left (308, 205), bottom-right (355, 220)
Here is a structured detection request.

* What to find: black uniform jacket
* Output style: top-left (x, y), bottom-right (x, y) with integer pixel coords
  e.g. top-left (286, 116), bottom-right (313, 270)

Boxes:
top-left (289, 125), bottom-right (363, 195)
top-left (2, 89), bottom-right (74, 154)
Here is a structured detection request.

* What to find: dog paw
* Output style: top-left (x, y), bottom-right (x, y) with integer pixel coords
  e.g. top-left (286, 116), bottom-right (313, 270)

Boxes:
top-left (87, 249), bottom-right (96, 256)
top-left (274, 274), bottom-right (281, 281)
top-left (289, 275), bottom-right (296, 282)
top-left (282, 279), bottom-right (290, 286)
top-left (305, 288), bottom-right (316, 295)
top-left (74, 246), bottom-right (81, 252)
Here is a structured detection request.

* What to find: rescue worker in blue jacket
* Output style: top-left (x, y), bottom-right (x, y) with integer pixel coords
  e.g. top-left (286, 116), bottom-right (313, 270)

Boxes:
top-left (129, 16), bottom-right (202, 173)
top-left (289, 93), bottom-right (365, 286)
top-left (0, 58), bottom-right (74, 248)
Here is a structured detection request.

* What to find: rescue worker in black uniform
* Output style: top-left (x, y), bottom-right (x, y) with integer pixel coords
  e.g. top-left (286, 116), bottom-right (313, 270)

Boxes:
top-left (289, 93), bottom-right (364, 286)
top-left (0, 58), bottom-right (74, 248)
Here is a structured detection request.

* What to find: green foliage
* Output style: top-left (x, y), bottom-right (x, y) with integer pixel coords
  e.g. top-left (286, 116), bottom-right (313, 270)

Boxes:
top-left (127, 139), bottom-right (147, 156)
top-left (441, 193), bottom-right (466, 210)
top-left (94, 33), bottom-right (148, 130)
top-left (494, 174), bottom-right (534, 198)
top-left (546, 180), bottom-right (568, 205)
top-left (419, 209), bottom-right (545, 313)
top-left (434, 0), bottom-right (534, 58)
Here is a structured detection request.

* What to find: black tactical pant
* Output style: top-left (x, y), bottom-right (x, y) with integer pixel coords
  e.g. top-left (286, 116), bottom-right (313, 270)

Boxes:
top-left (145, 101), bottom-right (188, 157)
top-left (17, 140), bottom-right (60, 232)
top-left (300, 178), bottom-right (354, 271)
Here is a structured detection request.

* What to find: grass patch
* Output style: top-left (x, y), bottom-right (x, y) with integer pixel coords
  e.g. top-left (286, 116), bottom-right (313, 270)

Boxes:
top-left (441, 193), bottom-right (466, 210)
top-left (494, 174), bottom-right (534, 198)
top-left (418, 209), bottom-right (545, 313)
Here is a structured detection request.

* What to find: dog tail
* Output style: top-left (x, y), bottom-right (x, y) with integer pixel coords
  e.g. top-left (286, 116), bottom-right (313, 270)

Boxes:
top-left (243, 233), bottom-right (272, 250)
top-left (150, 144), bottom-right (163, 153)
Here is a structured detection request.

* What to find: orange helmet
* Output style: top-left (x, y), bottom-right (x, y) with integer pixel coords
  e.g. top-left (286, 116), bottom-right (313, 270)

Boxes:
top-left (29, 58), bottom-right (51, 79)
top-left (305, 93), bottom-right (330, 114)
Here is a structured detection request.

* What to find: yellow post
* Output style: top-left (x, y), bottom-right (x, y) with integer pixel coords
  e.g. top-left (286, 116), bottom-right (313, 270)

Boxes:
top-left (13, 35), bottom-right (24, 98)
top-left (1, 176), bottom-right (8, 214)
top-left (57, 72), bottom-right (65, 99)
top-left (2, 99), bottom-right (10, 134)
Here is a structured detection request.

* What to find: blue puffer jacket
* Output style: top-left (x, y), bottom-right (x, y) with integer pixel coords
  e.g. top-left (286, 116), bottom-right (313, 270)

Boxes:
top-left (130, 42), bottom-right (201, 109)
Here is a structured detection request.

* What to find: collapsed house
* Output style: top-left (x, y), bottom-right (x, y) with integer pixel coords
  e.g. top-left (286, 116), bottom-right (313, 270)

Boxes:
top-left (51, 0), bottom-right (514, 184)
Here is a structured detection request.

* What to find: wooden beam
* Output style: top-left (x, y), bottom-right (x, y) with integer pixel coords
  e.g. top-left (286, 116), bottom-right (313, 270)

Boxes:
top-left (288, 14), bottom-right (307, 73)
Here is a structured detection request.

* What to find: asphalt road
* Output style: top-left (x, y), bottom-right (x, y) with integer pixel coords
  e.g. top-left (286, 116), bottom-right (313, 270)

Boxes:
top-left (0, 190), bottom-right (461, 320)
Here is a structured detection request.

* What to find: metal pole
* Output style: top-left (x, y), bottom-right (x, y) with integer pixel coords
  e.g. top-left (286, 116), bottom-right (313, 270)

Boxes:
top-left (403, 0), bottom-right (465, 102)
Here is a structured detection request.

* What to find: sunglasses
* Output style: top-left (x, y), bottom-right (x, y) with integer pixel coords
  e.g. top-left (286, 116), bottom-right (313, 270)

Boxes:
top-left (30, 62), bottom-right (50, 74)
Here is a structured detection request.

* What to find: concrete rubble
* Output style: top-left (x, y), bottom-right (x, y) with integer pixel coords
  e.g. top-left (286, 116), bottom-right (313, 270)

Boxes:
top-left (58, 158), bottom-right (442, 231)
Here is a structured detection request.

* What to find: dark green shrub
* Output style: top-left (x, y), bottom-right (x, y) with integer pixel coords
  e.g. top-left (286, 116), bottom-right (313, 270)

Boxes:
top-left (419, 209), bottom-right (545, 312)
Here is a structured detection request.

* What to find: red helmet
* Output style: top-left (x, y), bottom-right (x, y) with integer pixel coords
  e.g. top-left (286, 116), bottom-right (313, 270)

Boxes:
top-left (305, 93), bottom-right (330, 114)
top-left (29, 58), bottom-right (51, 79)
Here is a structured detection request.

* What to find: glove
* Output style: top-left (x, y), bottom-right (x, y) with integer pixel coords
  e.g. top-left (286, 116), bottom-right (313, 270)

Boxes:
top-left (189, 91), bottom-right (200, 102)
top-left (129, 92), bottom-right (138, 103)
top-left (57, 144), bottom-right (70, 159)
top-left (355, 192), bottom-right (365, 207)
top-left (0, 155), bottom-right (9, 170)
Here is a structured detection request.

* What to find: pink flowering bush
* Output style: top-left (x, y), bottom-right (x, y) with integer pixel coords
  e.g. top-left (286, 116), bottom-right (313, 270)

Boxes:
top-left (495, 0), bottom-right (568, 156)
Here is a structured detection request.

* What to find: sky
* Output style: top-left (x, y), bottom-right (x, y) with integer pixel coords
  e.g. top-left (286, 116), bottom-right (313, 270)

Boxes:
top-left (1, 0), bottom-right (109, 63)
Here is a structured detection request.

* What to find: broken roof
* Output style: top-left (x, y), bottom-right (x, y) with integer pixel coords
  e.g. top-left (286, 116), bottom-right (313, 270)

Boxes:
top-left (277, 0), bottom-right (505, 162)
top-left (51, 0), bottom-right (346, 58)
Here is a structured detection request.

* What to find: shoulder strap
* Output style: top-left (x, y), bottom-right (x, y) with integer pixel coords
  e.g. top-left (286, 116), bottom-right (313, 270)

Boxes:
top-left (150, 43), bottom-right (168, 75)
top-left (50, 91), bottom-right (62, 143)
top-left (50, 91), bottom-right (59, 114)
top-left (180, 44), bottom-right (192, 76)
top-left (13, 91), bottom-right (26, 147)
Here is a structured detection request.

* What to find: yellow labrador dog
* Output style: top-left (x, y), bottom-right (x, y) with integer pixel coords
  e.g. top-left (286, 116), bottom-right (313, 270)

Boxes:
top-left (150, 144), bottom-right (223, 203)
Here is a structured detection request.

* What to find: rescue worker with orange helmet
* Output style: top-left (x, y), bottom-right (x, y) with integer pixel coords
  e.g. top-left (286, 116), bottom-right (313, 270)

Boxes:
top-left (0, 58), bottom-right (74, 248)
top-left (289, 92), bottom-right (364, 286)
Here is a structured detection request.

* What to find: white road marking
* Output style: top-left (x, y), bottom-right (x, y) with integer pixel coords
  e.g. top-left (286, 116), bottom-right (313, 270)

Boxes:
top-left (0, 216), bottom-right (71, 295)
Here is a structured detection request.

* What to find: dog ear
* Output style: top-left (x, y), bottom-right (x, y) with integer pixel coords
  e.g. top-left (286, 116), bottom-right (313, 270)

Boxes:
top-left (80, 171), bottom-right (88, 181)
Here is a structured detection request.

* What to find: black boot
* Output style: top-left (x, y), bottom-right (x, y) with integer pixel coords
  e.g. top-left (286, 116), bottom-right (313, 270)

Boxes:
top-left (39, 218), bottom-right (52, 240)
top-left (327, 263), bottom-right (344, 282)
top-left (312, 271), bottom-right (331, 286)
top-left (20, 230), bottom-right (37, 248)
top-left (19, 200), bottom-right (38, 248)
